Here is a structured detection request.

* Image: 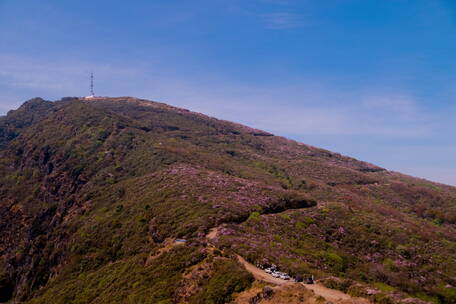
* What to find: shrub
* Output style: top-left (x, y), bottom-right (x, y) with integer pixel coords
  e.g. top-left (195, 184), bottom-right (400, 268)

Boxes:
top-left (295, 221), bottom-right (307, 229)
top-left (280, 213), bottom-right (291, 220)
top-left (321, 251), bottom-right (345, 272)
top-left (248, 212), bottom-right (261, 222)
top-left (436, 284), bottom-right (456, 304)
top-left (373, 293), bottom-right (394, 304)
top-left (373, 282), bottom-right (396, 293)
top-left (347, 284), bottom-right (367, 297)
top-left (323, 277), bottom-right (352, 292)
top-left (303, 216), bottom-right (315, 225)
top-left (192, 258), bottom-right (253, 304)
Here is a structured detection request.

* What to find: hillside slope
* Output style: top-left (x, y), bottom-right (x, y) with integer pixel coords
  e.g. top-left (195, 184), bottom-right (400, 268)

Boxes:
top-left (0, 97), bottom-right (455, 304)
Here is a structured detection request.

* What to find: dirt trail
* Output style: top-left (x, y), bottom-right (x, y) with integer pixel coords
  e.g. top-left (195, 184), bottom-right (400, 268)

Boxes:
top-left (236, 255), bottom-right (369, 303)
top-left (145, 238), bottom-right (185, 266)
top-left (236, 255), bottom-right (290, 285)
top-left (206, 227), bottom-right (219, 240)
top-left (303, 283), bottom-right (356, 302)
top-left (206, 228), bottom-right (368, 303)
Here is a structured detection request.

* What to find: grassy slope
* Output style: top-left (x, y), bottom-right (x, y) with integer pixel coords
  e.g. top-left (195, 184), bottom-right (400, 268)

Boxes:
top-left (0, 97), bottom-right (454, 303)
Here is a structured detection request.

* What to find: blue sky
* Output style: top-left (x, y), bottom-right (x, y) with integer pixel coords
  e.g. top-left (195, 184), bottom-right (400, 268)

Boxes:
top-left (1, 0), bottom-right (455, 185)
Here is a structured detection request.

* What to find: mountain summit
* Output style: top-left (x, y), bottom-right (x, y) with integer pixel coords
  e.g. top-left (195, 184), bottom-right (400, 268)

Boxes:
top-left (0, 97), bottom-right (455, 304)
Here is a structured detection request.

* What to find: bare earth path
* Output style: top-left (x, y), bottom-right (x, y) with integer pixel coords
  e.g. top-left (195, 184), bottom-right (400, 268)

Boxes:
top-left (206, 227), bottom-right (369, 303)
top-left (236, 255), bottom-right (290, 285)
top-left (303, 283), bottom-right (355, 302)
top-left (236, 254), bottom-right (369, 303)
top-left (206, 227), bottom-right (219, 240)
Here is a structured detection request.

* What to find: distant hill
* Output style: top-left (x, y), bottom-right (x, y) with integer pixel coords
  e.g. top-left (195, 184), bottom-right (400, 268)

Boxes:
top-left (0, 97), bottom-right (454, 304)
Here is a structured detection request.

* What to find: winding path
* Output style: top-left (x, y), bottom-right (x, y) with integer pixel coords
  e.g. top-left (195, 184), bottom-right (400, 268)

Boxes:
top-left (205, 226), bottom-right (369, 303)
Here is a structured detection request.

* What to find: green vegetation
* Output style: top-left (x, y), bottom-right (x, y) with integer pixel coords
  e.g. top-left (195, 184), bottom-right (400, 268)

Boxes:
top-left (28, 245), bottom-right (205, 304)
top-left (320, 251), bottom-right (345, 272)
top-left (0, 97), bottom-right (454, 303)
top-left (248, 211), bottom-right (261, 222)
top-left (373, 282), bottom-right (396, 293)
top-left (190, 258), bottom-right (253, 304)
top-left (220, 200), bottom-right (456, 303)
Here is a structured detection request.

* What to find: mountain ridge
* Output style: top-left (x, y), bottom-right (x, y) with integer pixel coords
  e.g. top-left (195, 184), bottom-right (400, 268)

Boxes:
top-left (0, 96), bottom-right (454, 304)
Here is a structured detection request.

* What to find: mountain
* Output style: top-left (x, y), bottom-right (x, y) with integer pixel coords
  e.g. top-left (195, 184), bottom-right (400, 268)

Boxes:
top-left (0, 97), bottom-right (454, 304)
